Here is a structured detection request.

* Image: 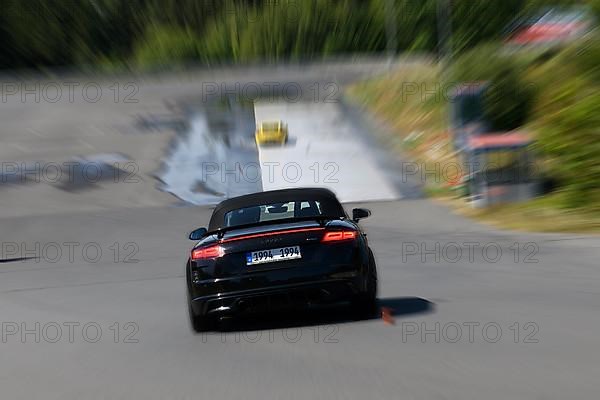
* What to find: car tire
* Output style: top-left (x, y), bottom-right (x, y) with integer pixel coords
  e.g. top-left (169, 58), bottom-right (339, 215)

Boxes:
top-left (351, 249), bottom-right (378, 318)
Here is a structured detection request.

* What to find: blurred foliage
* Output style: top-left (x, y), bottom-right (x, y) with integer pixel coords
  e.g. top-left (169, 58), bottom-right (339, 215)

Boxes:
top-left (133, 25), bottom-right (202, 67)
top-left (0, 0), bottom-right (596, 69)
top-left (530, 37), bottom-right (600, 208)
top-left (351, 30), bottom-right (600, 210)
top-left (449, 44), bottom-right (534, 131)
top-left (448, 43), bottom-right (507, 81)
top-left (443, 35), bottom-right (600, 208)
top-left (483, 66), bottom-right (534, 131)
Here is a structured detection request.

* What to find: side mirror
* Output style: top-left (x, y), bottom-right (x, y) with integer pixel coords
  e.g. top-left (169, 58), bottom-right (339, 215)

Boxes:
top-left (352, 208), bottom-right (371, 222)
top-left (188, 227), bottom-right (208, 240)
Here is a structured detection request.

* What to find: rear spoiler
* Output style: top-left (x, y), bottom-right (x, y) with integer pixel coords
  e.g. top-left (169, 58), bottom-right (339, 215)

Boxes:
top-left (211, 216), bottom-right (342, 239)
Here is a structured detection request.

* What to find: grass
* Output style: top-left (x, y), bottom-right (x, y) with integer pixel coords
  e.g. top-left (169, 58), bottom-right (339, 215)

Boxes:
top-left (347, 62), bottom-right (600, 234)
top-left (347, 63), bottom-right (459, 198)
top-left (428, 193), bottom-right (600, 234)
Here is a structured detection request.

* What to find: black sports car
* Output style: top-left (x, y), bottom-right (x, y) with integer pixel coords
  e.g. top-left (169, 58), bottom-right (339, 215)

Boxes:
top-left (186, 188), bottom-right (378, 331)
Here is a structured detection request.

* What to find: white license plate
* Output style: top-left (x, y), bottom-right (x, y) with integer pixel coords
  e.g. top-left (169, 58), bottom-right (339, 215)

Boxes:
top-left (246, 246), bottom-right (301, 265)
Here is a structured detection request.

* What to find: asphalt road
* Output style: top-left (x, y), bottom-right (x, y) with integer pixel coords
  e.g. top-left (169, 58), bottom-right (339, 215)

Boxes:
top-left (1, 60), bottom-right (599, 399)
top-left (2, 202), bottom-right (599, 399)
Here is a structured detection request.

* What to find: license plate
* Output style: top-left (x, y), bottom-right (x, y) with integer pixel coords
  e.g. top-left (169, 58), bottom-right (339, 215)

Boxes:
top-left (246, 246), bottom-right (301, 265)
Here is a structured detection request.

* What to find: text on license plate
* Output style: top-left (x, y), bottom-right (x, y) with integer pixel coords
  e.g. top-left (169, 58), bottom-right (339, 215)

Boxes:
top-left (246, 246), bottom-right (301, 265)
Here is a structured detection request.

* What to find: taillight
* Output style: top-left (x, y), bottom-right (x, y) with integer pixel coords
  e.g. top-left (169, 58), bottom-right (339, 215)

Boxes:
top-left (191, 245), bottom-right (224, 261)
top-left (321, 230), bottom-right (358, 243)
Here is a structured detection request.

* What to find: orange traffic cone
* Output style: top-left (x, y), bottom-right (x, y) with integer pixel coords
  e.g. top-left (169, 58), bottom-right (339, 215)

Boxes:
top-left (381, 307), bottom-right (395, 325)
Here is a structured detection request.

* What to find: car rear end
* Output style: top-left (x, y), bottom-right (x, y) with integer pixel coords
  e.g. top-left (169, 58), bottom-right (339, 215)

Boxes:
top-left (188, 220), bottom-right (367, 317)
top-left (255, 121), bottom-right (287, 145)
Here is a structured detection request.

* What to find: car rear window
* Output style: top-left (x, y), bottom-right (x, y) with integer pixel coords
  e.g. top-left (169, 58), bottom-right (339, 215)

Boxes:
top-left (224, 201), bottom-right (323, 228)
top-left (261, 122), bottom-right (279, 130)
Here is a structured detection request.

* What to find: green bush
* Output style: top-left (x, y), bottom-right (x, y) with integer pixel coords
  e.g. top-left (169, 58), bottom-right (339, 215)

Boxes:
top-left (447, 43), bottom-right (506, 82)
top-left (133, 25), bottom-right (201, 67)
top-left (448, 43), bottom-right (535, 131)
top-left (532, 48), bottom-right (600, 208)
top-left (448, 39), bottom-right (600, 209)
top-left (560, 35), bottom-right (600, 84)
top-left (483, 65), bottom-right (534, 131)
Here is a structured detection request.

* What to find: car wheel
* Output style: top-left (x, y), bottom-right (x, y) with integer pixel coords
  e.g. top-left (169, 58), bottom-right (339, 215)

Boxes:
top-left (351, 249), bottom-right (378, 318)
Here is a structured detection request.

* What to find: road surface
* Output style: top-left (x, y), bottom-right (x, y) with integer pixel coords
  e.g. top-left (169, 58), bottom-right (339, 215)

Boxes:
top-left (2, 202), bottom-right (599, 400)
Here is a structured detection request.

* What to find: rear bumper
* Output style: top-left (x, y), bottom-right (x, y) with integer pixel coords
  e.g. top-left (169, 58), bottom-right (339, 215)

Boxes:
top-left (256, 138), bottom-right (285, 145)
top-left (255, 133), bottom-right (286, 143)
top-left (190, 277), bottom-right (361, 316)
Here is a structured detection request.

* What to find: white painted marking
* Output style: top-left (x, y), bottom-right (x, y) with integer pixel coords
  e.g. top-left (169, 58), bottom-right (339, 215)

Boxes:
top-left (79, 139), bottom-right (96, 150)
top-left (28, 128), bottom-right (44, 138)
top-left (11, 143), bottom-right (29, 153)
top-left (87, 125), bottom-right (107, 137)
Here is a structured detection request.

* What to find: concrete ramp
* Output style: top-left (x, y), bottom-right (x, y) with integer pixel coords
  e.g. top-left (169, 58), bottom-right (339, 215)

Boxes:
top-left (255, 101), bottom-right (400, 203)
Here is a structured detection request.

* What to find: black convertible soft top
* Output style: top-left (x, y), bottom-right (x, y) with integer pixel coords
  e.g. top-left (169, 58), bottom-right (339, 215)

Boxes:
top-left (208, 188), bottom-right (346, 231)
